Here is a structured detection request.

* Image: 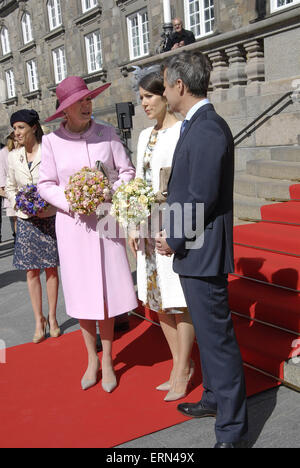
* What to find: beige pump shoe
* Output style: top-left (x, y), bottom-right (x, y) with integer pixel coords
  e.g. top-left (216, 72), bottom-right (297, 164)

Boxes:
top-left (47, 317), bottom-right (61, 338)
top-left (156, 380), bottom-right (172, 391)
top-left (164, 361), bottom-right (195, 402)
top-left (101, 359), bottom-right (117, 393)
top-left (81, 359), bottom-right (101, 391)
top-left (102, 375), bottom-right (117, 393)
top-left (156, 360), bottom-right (195, 393)
top-left (32, 317), bottom-right (47, 344)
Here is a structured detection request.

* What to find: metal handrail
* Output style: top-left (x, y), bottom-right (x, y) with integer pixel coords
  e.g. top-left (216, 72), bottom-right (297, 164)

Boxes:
top-left (233, 91), bottom-right (293, 146)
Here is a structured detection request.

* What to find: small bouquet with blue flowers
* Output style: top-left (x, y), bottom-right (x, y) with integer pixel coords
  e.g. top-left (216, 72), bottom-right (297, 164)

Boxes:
top-left (15, 184), bottom-right (49, 216)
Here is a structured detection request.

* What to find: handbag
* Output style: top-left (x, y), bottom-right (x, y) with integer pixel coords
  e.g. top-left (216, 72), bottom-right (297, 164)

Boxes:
top-left (156, 166), bottom-right (171, 203)
top-left (95, 160), bottom-right (118, 185)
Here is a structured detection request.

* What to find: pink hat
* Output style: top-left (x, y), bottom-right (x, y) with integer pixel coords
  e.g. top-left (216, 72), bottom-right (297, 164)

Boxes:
top-left (45, 76), bottom-right (111, 122)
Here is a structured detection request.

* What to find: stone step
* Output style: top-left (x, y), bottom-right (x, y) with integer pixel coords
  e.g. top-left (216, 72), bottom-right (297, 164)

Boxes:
top-left (235, 146), bottom-right (300, 171)
top-left (234, 193), bottom-right (277, 221)
top-left (235, 147), bottom-right (272, 171)
top-left (233, 217), bottom-right (256, 226)
top-left (234, 172), bottom-right (293, 201)
top-left (247, 160), bottom-right (300, 181)
top-left (270, 146), bottom-right (300, 163)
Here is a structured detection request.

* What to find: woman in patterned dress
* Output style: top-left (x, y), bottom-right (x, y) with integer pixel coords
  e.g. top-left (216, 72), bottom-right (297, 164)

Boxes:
top-left (6, 109), bottom-right (60, 344)
top-left (129, 72), bottom-right (196, 401)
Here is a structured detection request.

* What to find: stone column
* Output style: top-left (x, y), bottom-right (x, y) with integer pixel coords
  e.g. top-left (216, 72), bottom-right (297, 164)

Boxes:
top-left (244, 39), bottom-right (265, 96)
top-left (163, 0), bottom-right (172, 24)
top-left (226, 45), bottom-right (247, 99)
top-left (208, 50), bottom-right (229, 102)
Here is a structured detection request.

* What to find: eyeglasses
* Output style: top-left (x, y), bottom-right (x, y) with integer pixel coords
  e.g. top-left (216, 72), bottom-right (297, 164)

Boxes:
top-left (174, 23), bottom-right (182, 27)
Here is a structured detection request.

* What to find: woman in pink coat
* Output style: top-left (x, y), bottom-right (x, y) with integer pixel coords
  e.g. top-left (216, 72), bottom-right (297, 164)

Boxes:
top-left (38, 76), bottom-right (137, 393)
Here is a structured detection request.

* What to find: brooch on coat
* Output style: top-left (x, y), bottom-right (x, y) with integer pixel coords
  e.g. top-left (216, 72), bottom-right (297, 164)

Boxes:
top-left (20, 155), bottom-right (24, 163)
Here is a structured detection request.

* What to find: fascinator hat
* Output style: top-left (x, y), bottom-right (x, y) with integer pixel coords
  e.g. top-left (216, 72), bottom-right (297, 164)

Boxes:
top-left (132, 65), bottom-right (162, 92)
top-left (45, 76), bottom-right (111, 122)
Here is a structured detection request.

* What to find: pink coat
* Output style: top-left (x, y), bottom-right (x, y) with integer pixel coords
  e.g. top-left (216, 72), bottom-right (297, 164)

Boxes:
top-left (38, 121), bottom-right (138, 320)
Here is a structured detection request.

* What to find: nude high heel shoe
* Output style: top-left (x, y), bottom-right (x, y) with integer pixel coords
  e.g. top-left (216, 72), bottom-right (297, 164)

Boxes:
top-left (164, 361), bottom-right (195, 402)
top-left (102, 375), bottom-right (117, 393)
top-left (156, 380), bottom-right (172, 391)
top-left (81, 359), bottom-right (100, 391)
top-left (32, 317), bottom-right (47, 344)
top-left (47, 316), bottom-right (61, 338)
top-left (101, 360), bottom-right (117, 393)
top-left (156, 369), bottom-right (175, 391)
top-left (156, 360), bottom-right (194, 392)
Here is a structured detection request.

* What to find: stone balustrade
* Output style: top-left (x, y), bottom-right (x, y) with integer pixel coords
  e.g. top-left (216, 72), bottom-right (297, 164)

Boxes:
top-left (123, 5), bottom-right (300, 103)
top-left (207, 39), bottom-right (265, 101)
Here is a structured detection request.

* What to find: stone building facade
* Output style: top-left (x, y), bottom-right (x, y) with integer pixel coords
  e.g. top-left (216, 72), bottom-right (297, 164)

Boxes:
top-left (0, 0), bottom-right (299, 149)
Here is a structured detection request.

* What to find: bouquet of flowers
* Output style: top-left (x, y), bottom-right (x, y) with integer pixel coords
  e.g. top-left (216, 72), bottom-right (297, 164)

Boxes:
top-left (111, 178), bottom-right (156, 228)
top-left (65, 166), bottom-right (111, 216)
top-left (15, 184), bottom-right (49, 216)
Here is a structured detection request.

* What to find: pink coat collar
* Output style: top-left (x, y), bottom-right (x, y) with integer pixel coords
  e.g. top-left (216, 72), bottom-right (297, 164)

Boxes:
top-left (58, 119), bottom-right (97, 140)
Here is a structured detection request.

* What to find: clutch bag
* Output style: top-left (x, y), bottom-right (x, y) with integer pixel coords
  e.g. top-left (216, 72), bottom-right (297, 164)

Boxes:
top-left (156, 166), bottom-right (171, 203)
top-left (95, 160), bottom-right (118, 185)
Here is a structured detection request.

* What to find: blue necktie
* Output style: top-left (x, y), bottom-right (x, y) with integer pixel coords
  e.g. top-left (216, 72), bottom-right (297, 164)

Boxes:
top-left (180, 119), bottom-right (188, 136)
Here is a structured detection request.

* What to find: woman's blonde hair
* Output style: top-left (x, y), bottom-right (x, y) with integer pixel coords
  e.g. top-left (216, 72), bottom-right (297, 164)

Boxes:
top-left (6, 131), bottom-right (15, 152)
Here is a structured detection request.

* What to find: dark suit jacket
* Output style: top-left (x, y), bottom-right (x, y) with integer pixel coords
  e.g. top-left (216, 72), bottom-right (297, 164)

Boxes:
top-left (165, 103), bottom-right (235, 277)
top-left (164, 29), bottom-right (196, 52)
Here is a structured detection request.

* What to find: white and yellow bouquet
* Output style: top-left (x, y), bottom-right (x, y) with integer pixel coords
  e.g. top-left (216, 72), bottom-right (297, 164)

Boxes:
top-left (111, 178), bottom-right (156, 228)
top-left (65, 166), bottom-right (111, 216)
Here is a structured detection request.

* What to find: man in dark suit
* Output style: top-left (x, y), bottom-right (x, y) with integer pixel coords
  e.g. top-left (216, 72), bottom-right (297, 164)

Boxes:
top-left (156, 51), bottom-right (248, 448)
top-left (164, 18), bottom-right (195, 52)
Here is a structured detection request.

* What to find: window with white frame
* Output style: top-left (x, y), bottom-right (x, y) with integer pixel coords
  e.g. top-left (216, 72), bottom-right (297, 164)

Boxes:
top-left (82, 0), bottom-right (98, 13)
top-left (47, 0), bottom-right (62, 31)
top-left (21, 13), bottom-right (33, 44)
top-left (0, 27), bottom-right (11, 55)
top-left (184, 0), bottom-right (214, 39)
top-left (127, 9), bottom-right (150, 60)
top-left (53, 46), bottom-right (67, 83)
top-left (5, 69), bottom-right (16, 99)
top-left (271, 0), bottom-right (300, 12)
top-left (85, 31), bottom-right (102, 74)
top-left (26, 59), bottom-right (39, 92)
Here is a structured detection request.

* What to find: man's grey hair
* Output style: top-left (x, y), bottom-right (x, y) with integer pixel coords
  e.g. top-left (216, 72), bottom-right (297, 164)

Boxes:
top-left (164, 51), bottom-right (212, 98)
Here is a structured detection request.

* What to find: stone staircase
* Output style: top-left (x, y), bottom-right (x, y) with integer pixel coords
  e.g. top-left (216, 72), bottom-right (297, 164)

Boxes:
top-left (234, 145), bottom-right (300, 224)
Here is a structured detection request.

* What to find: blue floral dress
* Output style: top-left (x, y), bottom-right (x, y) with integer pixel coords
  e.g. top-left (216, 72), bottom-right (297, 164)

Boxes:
top-left (13, 162), bottom-right (59, 270)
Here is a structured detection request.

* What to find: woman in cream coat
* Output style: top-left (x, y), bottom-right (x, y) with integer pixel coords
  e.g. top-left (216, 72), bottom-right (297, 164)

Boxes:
top-left (0, 132), bottom-right (17, 241)
top-left (6, 109), bottom-right (60, 344)
top-left (129, 71), bottom-right (195, 402)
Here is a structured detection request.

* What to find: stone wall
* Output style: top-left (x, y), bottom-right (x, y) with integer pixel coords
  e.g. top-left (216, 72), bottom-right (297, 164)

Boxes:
top-left (0, 0), bottom-right (299, 155)
top-left (129, 3), bottom-right (300, 167)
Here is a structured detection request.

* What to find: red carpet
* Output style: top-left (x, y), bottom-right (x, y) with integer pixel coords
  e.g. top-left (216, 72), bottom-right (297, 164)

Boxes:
top-left (261, 201), bottom-right (300, 224)
top-left (0, 316), bottom-right (278, 448)
top-left (231, 183), bottom-right (300, 385)
top-left (290, 184), bottom-right (300, 200)
top-left (234, 222), bottom-right (300, 255)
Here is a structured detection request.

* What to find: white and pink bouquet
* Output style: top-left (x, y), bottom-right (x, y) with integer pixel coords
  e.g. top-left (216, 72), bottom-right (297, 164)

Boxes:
top-left (111, 178), bottom-right (156, 228)
top-left (65, 166), bottom-right (111, 216)
top-left (15, 184), bottom-right (49, 216)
